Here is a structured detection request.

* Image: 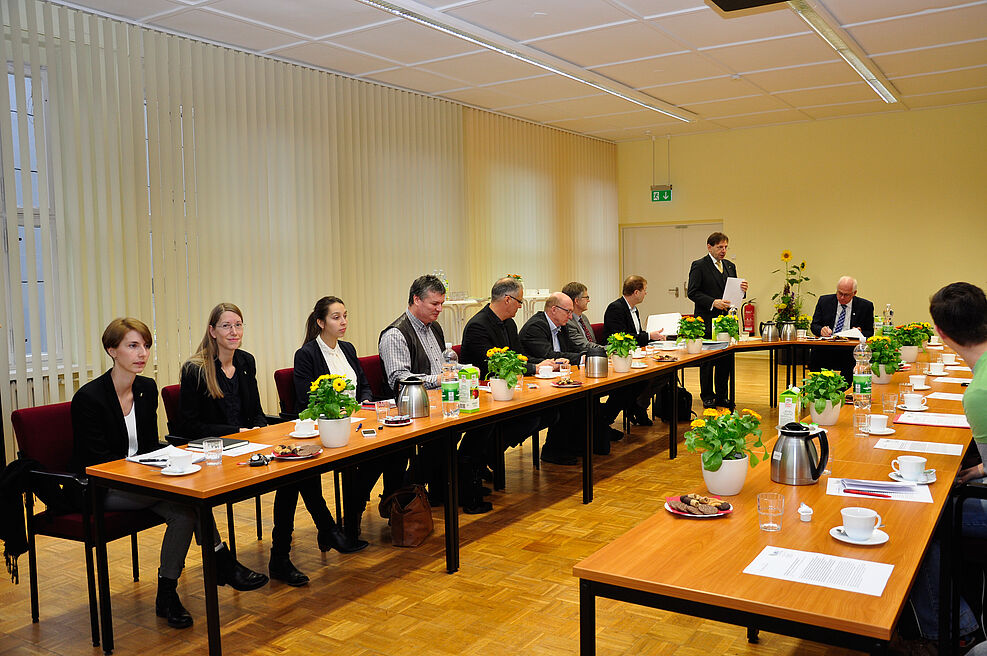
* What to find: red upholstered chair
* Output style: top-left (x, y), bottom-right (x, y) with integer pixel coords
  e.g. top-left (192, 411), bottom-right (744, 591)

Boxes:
top-left (159, 385), bottom-right (262, 551)
top-left (590, 323), bottom-right (604, 342)
top-left (11, 402), bottom-right (164, 647)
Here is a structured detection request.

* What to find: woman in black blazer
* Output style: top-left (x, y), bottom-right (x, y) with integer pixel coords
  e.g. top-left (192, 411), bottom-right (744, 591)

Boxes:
top-left (72, 318), bottom-right (267, 630)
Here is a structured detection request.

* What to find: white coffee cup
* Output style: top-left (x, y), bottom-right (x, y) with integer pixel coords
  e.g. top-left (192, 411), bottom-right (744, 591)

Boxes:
top-left (167, 451), bottom-right (195, 473)
top-left (928, 362), bottom-right (946, 375)
top-left (841, 507), bottom-right (883, 541)
top-left (909, 374), bottom-right (926, 388)
top-left (892, 455), bottom-right (928, 482)
top-left (294, 418), bottom-right (316, 434)
top-left (929, 335), bottom-right (941, 345)
top-left (942, 353), bottom-right (957, 365)
top-left (538, 365), bottom-right (554, 377)
top-left (868, 414), bottom-right (888, 432)
top-left (901, 392), bottom-right (927, 410)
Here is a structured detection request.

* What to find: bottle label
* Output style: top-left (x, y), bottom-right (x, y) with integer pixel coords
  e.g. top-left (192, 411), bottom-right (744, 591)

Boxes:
top-left (852, 373), bottom-right (871, 395)
top-left (441, 380), bottom-right (459, 402)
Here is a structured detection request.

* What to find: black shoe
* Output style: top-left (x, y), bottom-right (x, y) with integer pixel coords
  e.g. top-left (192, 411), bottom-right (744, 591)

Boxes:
top-left (480, 485), bottom-right (492, 497)
top-left (631, 408), bottom-right (654, 427)
top-left (593, 440), bottom-right (611, 456)
top-left (715, 399), bottom-right (734, 411)
top-left (155, 576), bottom-right (193, 629)
top-left (268, 556), bottom-right (309, 587)
top-left (541, 450), bottom-right (579, 466)
top-left (462, 500), bottom-right (494, 514)
top-left (702, 400), bottom-right (717, 409)
top-left (318, 521), bottom-right (369, 554)
top-left (608, 427), bottom-right (625, 442)
top-left (215, 545), bottom-right (269, 591)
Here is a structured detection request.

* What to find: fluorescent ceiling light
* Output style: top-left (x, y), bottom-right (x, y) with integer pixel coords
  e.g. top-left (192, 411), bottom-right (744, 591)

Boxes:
top-left (788, 0), bottom-right (900, 103)
top-left (353, 0), bottom-right (695, 122)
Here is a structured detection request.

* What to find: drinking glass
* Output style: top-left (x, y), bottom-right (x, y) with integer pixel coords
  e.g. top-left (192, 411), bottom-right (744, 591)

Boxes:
top-left (203, 438), bottom-right (224, 466)
top-left (559, 361), bottom-right (571, 378)
top-left (882, 393), bottom-right (898, 415)
top-left (757, 493), bottom-right (784, 532)
top-left (375, 400), bottom-right (390, 425)
top-left (853, 411), bottom-right (868, 437)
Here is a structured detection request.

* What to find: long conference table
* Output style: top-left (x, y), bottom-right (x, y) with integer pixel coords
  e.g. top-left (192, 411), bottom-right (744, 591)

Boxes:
top-left (574, 345), bottom-right (973, 655)
top-left (85, 336), bottom-right (925, 655)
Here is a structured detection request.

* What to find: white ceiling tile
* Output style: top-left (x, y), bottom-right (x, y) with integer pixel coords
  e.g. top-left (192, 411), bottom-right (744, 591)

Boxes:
top-left (847, 5), bottom-right (987, 55)
top-left (644, 76), bottom-right (761, 105)
top-left (326, 20), bottom-right (481, 65)
top-left (68, 0), bottom-right (186, 21)
top-left (902, 87), bottom-right (987, 108)
top-left (207, 0), bottom-right (392, 37)
top-left (151, 8), bottom-right (300, 51)
top-left (872, 40), bottom-right (987, 78)
top-left (547, 114), bottom-right (646, 133)
top-left (740, 61), bottom-right (857, 92)
top-left (591, 51), bottom-right (728, 88)
top-left (614, 1), bottom-right (707, 20)
top-left (481, 75), bottom-right (595, 102)
top-left (684, 93), bottom-right (788, 118)
top-left (271, 41), bottom-right (398, 76)
top-left (420, 51), bottom-right (546, 85)
top-left (497, 103), bottom-right (572, 123)
top-left (445, 0), bottom-right (633, 42)
top-left (800, 99), bottom-right (902, 119)
top-left (892, 66), bottom-right (987, 96)
top-left (712, 108), bottom-right (809, 129)
top-left (364, 67), bottom-right (469, 93)
top-left (439, 86), bottom-right (530, 108)
top-left (702, 33), bottom-right (837, 73)
top-left (649, 5), bottom-right (808, 50)
top-left (772, 81), bottom-right (877, 106)
top-left (528, 22), bottom-right (682, 67)
top-left (534, 93), bottom-right (649, 117)
top-left (822, 0), bottom-right (973, 26)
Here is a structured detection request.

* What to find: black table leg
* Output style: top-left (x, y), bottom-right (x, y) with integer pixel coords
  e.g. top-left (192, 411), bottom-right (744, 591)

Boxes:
top-left (93, 486), bottom-right (113, 654)
top-left (747, 626), bottom-right (759, 643)
top-left (669, 375), bottom-right (679, 459)
top-left (444, 430), bottom-right (460, 573)
top-left (729, 352), bottom-right (736, 409)
top-left (580, 580), bottom-right (596, 656)
top-left (769, 348), bottom-right (777, 407)
top-left (199, 508), bottom-right (222, 655)
top-left (583, 393), bottom-right (593, 504)
top-left (494, 426), bottom-right (506, 491)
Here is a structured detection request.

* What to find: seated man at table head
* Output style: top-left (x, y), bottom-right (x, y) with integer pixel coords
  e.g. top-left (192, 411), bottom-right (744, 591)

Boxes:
top-left (808, 276), bottom-right (875, 385)
top-left (562, 281), bottom-right (601, 351)
top-left (73, 318), bottom-right (267, 630)
top-left (603, 275), bottom-right (666, 344)
top-left (378, 274), bottom-right (446, 397)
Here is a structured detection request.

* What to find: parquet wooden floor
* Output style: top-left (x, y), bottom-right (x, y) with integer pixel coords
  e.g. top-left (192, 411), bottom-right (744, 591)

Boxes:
top-left (1, 356), bottom-right (868, 655)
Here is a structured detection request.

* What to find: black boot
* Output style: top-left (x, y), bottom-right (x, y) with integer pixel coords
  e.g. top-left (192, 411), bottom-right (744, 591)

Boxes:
top-left (459, 459), bottom-right (493, 515)
top-left (155, 576), bottom-right (193, 629)
top-left (268, 554), bottom-right (309, 587)
top-left (215, 544), bottom-right (269, 591)
top-left (317, 518), bottom-right (369, 554)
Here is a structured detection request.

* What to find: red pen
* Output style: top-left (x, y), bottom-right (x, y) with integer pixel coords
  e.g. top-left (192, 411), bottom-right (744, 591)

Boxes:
top-left (843, 488), bottom-right (891, 498)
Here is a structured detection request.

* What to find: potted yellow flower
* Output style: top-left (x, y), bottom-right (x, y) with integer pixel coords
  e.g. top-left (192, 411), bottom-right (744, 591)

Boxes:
top-left (677, 315), bottom-right (705, 354)
top-left (712, 314), bottom-right (740, 342)
top-left (800, 369), bottom-right (848, 425)
top-left (867, 335), bottom-right (901, 384)
top-left (605, 332), bottom-right (636, 372)
top-left (300, 373), bottom-right (361, 448)
top-left (485, 347), bottom-right (528, 401)
top-left (685, 408), bottom-right (766, 496)
top-left (892, 323), bottom-right (928, 362)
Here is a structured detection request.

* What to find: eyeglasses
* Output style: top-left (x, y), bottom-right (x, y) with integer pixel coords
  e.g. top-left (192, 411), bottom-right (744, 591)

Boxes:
top-left (505, 294), bottom-right (523, 305)
top-left (216, 322), bottom-right (244, 332)
top-left (553, 306), bottom-right (574, 316)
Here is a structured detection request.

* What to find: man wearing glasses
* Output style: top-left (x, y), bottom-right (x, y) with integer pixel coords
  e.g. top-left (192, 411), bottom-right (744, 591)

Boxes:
top-left (562, 282), bottom-right (602, 350)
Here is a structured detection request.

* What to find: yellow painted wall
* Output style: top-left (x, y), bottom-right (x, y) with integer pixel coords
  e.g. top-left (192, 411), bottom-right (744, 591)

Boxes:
top-left (617, 103), bottom-right (987, 327)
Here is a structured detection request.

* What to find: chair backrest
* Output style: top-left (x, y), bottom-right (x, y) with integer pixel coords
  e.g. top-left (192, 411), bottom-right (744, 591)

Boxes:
top-left (451, 344), bottom-right (462, 357)
top-left (358, 354), bottom-right (388, 400)
top-left (273, 368), bottom-right (296, 417)
top-left (11, 402), bottom-right (74, 473)
top-left (160, 384), bottom-right (181, 435)
top-left (591, 323), bottom-right (604, 342)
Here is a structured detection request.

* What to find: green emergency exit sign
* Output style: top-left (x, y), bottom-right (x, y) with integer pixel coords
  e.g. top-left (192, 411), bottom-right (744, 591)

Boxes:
top-left (651, 189), bottom-right (672, 202)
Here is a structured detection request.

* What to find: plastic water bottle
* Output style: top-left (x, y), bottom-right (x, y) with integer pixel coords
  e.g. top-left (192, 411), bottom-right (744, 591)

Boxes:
top-left (852, 338), bottom-right (872, 411)
top-left (441, 342), bottom-right (460, 418)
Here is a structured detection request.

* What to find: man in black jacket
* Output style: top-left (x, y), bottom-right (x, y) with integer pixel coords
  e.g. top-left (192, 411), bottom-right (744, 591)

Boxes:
top-left (687, 232), bottom-right (748, 408)
top-left (809, 276), bottom-right (875, 384)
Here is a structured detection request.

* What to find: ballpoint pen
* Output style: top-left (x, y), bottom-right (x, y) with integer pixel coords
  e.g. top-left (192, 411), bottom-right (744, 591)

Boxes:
top-left (843, 488), bottom-right (892, 498)
top-left (138, 458), bottom-right (167, 463)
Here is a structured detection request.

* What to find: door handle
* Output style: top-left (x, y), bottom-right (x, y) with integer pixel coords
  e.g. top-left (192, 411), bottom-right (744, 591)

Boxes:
top-left (668, 287), bottom-right (679, 298)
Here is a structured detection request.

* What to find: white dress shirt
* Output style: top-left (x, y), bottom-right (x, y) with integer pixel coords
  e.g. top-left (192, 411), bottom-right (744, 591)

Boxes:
top-left (317, 335), bottom-right (358, 389)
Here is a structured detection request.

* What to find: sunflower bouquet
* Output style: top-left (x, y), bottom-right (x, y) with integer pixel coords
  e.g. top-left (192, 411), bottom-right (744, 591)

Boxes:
top-left (677, 315), bottom-right (705, 341)
top-left (771, 250), bottom-right (813, 323)
top-left (300, 373), bottom-right (361, 420)
top-left (486, 346), bottom-right (528, 388)
top-left (685, 408), bottom-right (766, 472)
top-left (800, 369), bottom-right (848, 414)
top-left (606, 332), bottom-right (637, 358)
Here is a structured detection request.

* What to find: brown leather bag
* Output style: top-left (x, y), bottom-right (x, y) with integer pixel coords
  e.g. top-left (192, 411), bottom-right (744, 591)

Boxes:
top-left (379, 484), bottom-right (433, 547)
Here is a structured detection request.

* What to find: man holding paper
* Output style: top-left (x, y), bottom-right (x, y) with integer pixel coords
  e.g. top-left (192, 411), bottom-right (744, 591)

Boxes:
top-left (809, 276), bottom-right (874, 384)
top-left (687, 232), bottom-right (747, 409)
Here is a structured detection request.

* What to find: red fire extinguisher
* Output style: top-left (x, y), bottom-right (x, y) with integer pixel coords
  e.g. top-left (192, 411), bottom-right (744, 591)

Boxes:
top-left (741, 301), bottom-right (756, 334)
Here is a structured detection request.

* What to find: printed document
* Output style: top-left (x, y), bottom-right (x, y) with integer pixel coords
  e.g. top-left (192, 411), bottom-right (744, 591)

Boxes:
top-left (895, 412), bottom-right (970, 429)
top-left (874, 438), bottom-right (964, 456)
top-left (724, 277), bottom-right (745, 308)
top-left (827, 478), bottom-right (932, 503)
top-left (744, 546), bottom-right (893, 597)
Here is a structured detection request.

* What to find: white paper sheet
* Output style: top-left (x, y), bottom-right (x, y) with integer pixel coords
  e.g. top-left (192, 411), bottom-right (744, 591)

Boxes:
top-left (646, 312), bottom-right (681, 336)
top-left (931, 376), bottom-right (973, 384)
top-left (896, 412), bottom-right (970, 429)
top-left (834, 327), bottom-right (865, 340)
top-left (926, 345), bottom-right (944, 350)
top-left (926, 392), bottom-right (965, 401)
top-left (126, 445), bottom-right (205, 467)
top-left (723, 277), bottom-right (744, 308)
top-left (827, 478), bottom-right (932, 503)
top-left (743, 546), bottom-right (894, 597)
top-left (947, 365), bottom-right (973, 372)
top-left (222, 442), bottom-right (271, 457)
top-left (873, 438), bottom-right (964, 456)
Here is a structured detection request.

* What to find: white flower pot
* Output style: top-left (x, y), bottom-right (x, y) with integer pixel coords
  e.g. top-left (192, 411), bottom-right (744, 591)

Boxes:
top-left (872, 363), bottom-right (894, 384)
top-left (686, 338), bottom-right (703, 354)
top-left (318, 417), bottom-right (351, 448)
top-left (716, 332), bottom-right (730, 342)
top-left (489, 377), bottom-right (515, 401)
top-left (612, 355), bottom-right (632, 373)
top-left (808, 399), bottom-right (842, 426)
top-left (702, 454), bottom-right (749, 497)
top-left (900, 345), bottom-right (919, 362)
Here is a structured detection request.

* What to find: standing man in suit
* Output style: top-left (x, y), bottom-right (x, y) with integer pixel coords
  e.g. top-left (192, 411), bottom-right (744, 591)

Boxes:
top-left (687, 232), bottom-right (748, 409)
top-left (809, 276), bottom-right (875, 384)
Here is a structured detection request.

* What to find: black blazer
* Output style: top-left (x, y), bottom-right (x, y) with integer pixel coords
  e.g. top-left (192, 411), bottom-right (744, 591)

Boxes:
top-left (518, 311), bottom-right (583, 364)
top-left (687, 255), bottom-right (739, 337)
top-left (810, 294), bottom-right (875, 338)
top-left (460, 304), bottom-right (534, 379)
top-left (179, 349), bottom-right (267, 439)
top-left (602, 298), bottom-right (649, 347)
top-left (72, 370), bottom-right (159, 471)
top-left (292, 338), bottom-right (373, 415)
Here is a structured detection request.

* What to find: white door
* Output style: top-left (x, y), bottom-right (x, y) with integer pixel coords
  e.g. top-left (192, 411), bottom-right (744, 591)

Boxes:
top-left (620, 222), bottom-right (723, 320)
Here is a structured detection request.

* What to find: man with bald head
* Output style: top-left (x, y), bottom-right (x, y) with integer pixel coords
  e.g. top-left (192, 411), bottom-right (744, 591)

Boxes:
top-left (809, 276), bottom-right (875, 383)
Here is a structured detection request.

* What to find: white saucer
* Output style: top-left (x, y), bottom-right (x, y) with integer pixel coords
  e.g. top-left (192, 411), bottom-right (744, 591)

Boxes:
top-left (162, 464), bottom-right (201, 476)
top-left (830, 527), bottom-right (889, 546)
top-left (863, 426), bottom-right (895, 436)
top-left (534, 372), bottom-right (559, 379)
top-left (929, 372), bottom-right (948, 377)
top-left (912, 385), bottom-right (931, 391)
top-left (631, 362), bottom-right (648, 369)
top-left (289, 430), bottom-right (319, 438)
top-left (890, 471), bottom-right (936, 485)
top-left (897, 404), bottom-right (928, 412)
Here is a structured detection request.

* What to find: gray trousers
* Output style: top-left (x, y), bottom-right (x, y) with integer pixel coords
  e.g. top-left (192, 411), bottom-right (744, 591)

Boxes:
top-left (104, 490), bottom-right (221, 580)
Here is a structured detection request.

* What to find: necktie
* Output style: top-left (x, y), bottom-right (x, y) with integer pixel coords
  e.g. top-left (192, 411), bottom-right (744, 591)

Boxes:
top-left (834, 304), bottom-right (847, 333)
top-left (580, 317), bottom-right (593, 342)
top-left (716, 260), bottom-right (723, 274)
